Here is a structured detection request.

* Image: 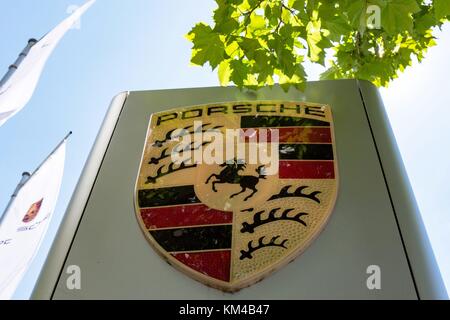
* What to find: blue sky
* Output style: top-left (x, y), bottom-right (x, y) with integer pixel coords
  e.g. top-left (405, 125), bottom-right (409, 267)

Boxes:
top-left (0, 0), bottom-right (448, 299)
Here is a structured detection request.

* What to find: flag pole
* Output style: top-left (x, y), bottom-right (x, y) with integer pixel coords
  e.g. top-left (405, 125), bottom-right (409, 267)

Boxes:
top-left (30, 131), bottom-right (72, 176)
top-left (0, 38), bottom-right (38, 88)
top-left (0, 131), bottom-right (72, 226)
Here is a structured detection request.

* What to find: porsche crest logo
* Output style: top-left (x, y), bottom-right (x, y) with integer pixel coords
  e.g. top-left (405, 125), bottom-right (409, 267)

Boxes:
top-left (22, 199), bottom-right (43, 223)
top-left (134, 101), bottom-right (338, 292)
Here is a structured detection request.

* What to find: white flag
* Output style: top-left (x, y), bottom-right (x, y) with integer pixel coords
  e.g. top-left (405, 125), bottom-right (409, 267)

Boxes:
top-left (0, 0), bottom-right (95, 127)
top-left (0, 141), bottom-right (66, 299)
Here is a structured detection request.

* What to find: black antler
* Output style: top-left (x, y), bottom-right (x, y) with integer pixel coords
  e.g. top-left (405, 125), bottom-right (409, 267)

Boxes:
top-left (241, 208), bottom-right (308, 233)
top-left (148, 141), bottom-right (210, 165)
top-left (268, 185), bottom-right (321, 203)
top-left (152, 123), bottom-right (223, 147)
top-left (152, 125), bottom-right (193, 147)
top-left (148, 148), bottom-right (170, 165)
top-left (240, 236), bottom-right (288, 260)
top-left (146, 161), bottom-right (197, 184)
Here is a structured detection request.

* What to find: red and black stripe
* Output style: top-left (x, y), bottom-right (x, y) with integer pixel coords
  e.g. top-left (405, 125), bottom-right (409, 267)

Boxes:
top-left (241, 127), bottom-right (332, 143)
top-left (150, 225), bottom-right (232, 252)
top-left (279, 161), bottom-right (335, 179)
top-left (241, 115), bottom-right (330, 128)
top-left (240, 115), bottom-right (335, 180)
top-left (138, 185), bottom-right (200, 208)
top-left (138, 185), bottom-right (232, 282)
top-left (141, 204), bottom-right (232, 229)
top-left (279, 144), bottom-right (334, 160)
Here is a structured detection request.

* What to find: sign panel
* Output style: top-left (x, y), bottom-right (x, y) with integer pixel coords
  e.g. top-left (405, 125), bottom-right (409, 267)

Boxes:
top-left (134, 101), bottom-right (338, 292)
top-left (33, 81), bottom-right (446, 300)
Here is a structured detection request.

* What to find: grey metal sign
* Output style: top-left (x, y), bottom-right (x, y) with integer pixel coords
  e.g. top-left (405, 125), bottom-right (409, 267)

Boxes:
top-left (32, 79), bottom-right (447, 299)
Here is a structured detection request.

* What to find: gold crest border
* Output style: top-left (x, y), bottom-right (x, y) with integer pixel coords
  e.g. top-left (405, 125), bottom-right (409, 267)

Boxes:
top-left (133, 100), bottom-right (339, 293)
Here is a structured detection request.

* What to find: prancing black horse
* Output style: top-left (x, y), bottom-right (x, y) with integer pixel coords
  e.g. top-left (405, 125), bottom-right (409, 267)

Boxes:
top-left (205, 160), bottom-right (266, 201)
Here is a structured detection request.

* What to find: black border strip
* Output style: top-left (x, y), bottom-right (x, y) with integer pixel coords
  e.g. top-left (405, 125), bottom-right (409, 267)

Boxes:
top-left (150, 225), bottom-right (232, 252)
top-left (50, 94), bottom-right (129, 299)
top-left (138, 186), bottom-right (200, 207)
top-left (241, 115), bottom-right (330, 128)
top-left (279, 143), bottom-right (334, 160)
top-left (357, 80), bottom-right (420, 300)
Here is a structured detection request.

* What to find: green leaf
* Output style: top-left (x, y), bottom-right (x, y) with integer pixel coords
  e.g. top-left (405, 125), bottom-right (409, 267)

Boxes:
top-left (254, 49), bottom-right (269, 68)
top-left (239, 38), bottom-right (261, 59)
top-left (214, 0), bottom-right (238, 33)
top-left (344, 0), bottom-right (366, 29)
top-left (279, 48), bottom-right (296, 77)
top-left (322, 17), bottom-right (352, 41)
top-left (230, 60), bottom-right (249, 86)
top-left (434, 0), bottom-right (450, 19)
top-left (187, 23), bottom-right (226, 69)
top-left (279, 24), bottom-right (295, 48)
top-left (215, 18), bottom-right (239, 34)
top-left (306, 20), bottom-right (323, 62)
top-left (265, 4), bottom-right (281, 26)
top-left (381, 0), bottom-right (421, 35)
top-left (249, 14), bottom-right (266, 31)
top-left (398, 0), bottom-right (421, 13)
top-left (292, 0), bottom-right (306, 12)
top-left (187, 0), bottom-right (446, 91)
top-left (320, 67), bottom-right (340, 80)
top-left (368, 0), bottom-right (387, 7)
top-left (218, 60), bottom-right (231, 85)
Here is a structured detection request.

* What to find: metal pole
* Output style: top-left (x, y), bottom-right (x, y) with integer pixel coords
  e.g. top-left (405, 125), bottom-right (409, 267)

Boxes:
top-left (0, 131), bottom-right (72, 226)
top-left (0, 38), bottom-right (38, 88)
top-left (30, 131), bottom-right (72, 176)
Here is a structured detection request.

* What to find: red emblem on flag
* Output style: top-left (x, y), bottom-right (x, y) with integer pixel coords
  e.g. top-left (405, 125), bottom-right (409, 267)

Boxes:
top-left (22, 198), bottom-right (44, 223)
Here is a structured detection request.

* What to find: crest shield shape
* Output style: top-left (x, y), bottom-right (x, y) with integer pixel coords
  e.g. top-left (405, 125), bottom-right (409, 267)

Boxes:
top-left (22, 198), bottom-right (43, 223)
top-left (135, 101), bottom-right (338, 292)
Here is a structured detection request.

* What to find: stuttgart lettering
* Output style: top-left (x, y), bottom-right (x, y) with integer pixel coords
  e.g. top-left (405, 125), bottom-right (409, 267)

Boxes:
top-left (0, 239), bottom-right (12, 246)
top-left (17, 214), bottom-right (49, 232)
